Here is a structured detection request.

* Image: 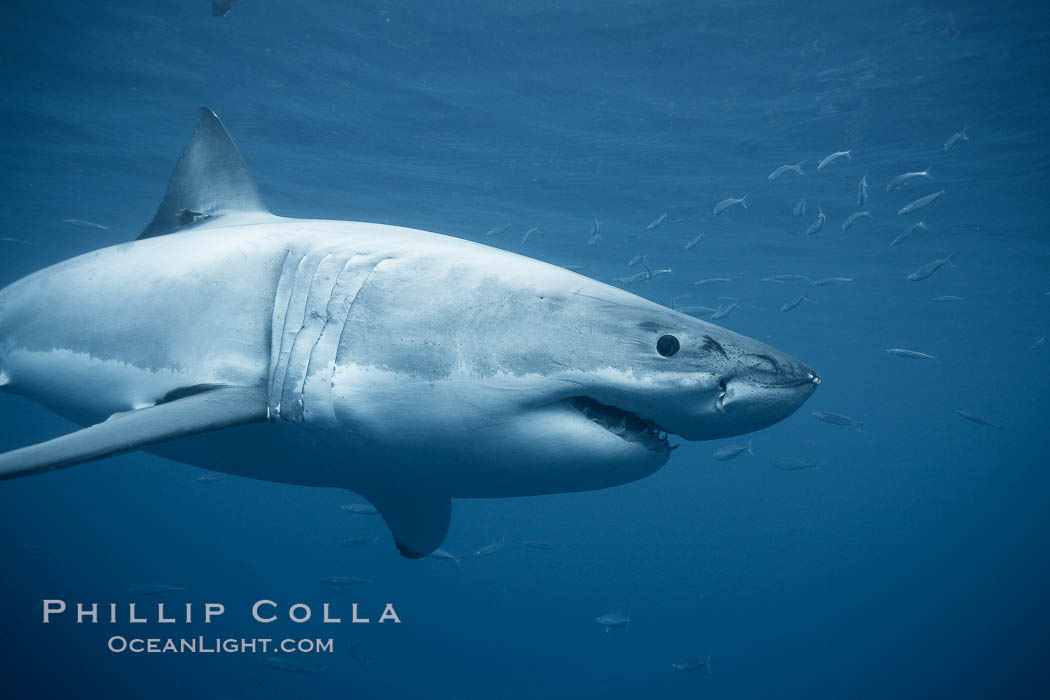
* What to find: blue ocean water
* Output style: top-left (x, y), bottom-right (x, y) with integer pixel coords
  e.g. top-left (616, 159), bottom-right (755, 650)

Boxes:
top-left (1, 1), bottom-right (1048, 698)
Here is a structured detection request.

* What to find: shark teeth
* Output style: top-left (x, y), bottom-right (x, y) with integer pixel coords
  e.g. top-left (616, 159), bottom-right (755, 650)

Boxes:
top-left (567, 396), bottom-right (671, 453)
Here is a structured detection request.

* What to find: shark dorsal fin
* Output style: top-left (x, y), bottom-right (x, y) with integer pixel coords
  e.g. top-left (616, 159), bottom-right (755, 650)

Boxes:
top-left (139, 107), bottom-right (269, 240)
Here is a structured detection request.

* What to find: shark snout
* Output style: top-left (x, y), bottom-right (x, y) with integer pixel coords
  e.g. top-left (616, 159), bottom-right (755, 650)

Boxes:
top-left (660, 354), bottom-right (819, 442)
top-left (718, 367), bottom-right (819, 433)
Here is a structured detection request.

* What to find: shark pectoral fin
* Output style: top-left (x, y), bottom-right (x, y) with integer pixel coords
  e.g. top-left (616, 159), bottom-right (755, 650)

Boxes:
top-left (139, 107), bottom-right (270, 240)
top-left (0, 386), bottom-right (267, 481)
top-left (366, 491), bottom-right (451, 559)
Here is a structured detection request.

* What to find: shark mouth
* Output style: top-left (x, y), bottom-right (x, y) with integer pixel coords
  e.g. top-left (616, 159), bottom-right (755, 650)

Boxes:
top-left (567, 396), bottom-right (672, 454)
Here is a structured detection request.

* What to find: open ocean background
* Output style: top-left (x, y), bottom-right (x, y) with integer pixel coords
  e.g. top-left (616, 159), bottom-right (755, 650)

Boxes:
top-left (1, 1), bottom-right (1048, 698)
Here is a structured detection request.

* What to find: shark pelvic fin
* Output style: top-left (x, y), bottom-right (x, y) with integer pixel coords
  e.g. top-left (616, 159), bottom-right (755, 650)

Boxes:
top-left (0, 385), bottom-right (267, 481)
top-left (366, 491), bottom-right (451, 559)
top-left (139, 107), bottom-right (270, 240)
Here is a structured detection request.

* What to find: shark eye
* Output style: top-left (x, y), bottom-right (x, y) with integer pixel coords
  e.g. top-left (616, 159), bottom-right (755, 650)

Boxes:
top-left (656, 335), bottom-right (680, 357)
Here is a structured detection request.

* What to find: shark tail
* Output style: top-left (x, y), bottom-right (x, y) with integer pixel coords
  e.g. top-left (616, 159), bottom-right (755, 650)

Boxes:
top-left (741, 194), bottom-right (749, 209)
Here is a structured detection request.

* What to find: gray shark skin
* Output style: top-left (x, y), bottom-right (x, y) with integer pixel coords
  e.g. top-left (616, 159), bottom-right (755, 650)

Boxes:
top-left (0, 108), bottom-right (820, 558)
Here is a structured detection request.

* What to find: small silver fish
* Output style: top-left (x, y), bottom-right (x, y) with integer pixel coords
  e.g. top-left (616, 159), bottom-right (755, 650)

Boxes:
top-left (347, 644), bottom-right (373, 667)
top-left (473, 537), bottom-right (506, 557)
top-left (627, 253), bottom-right (648, 267)
top-left (684, 233), bottom-right (704, 250)
top-left (676, 305), bottom-right (717, 317)
top-left (713, 438), bottom-right (753, 461)
top-left (672, 655), bottom-right (712, 673)
top-left (319, 575), bottom-right (373, 588)
top-left (812, 277), bottom-right (853, 286)
top-left (128, 583), bottom-right (186, 595)
top-left (770, 457), bottom-right (817, 471)
top-left (954, 410), bottom-right (1002, 429)
top-left (793, 198), bottom-right (807, 216)
top-left (429, 547), bottom-right (464, 568)
top-left (62, 218), bottom-right (109, 230)
top-left (595, 612), bottom-right (630, 631)
top-left (562, 264), bottom-right (589, 272)
top-left (213, 0), bottom-right (239, 19)
top-left (196, 473), bottom-right (225, 482)
top-left (615, 271), bottom-right (650, 285)
top-left (768, 162), bottom-right (804, 181)
top-left (646, 212), bottom-right (668, 231)
top-left (521, 226), bottom-right (539, 244)
top-left (817, 149), bottom-right (851, 171)
top-left (841, 210), bottom-right (873, 231)
top-left (1030, 335), bottom-right (1046, 351)
top-left (341, 503), bottom-right (378, 515)
top-left (805, 207), bottom-right (826, 236)
top-left (780, 291), bottom-right (809, 313)
top-left (16, 544), bottom-right (59, 557)
top-left (710, 299), bottom-right (740, 320)
top-left (694, 277), bottom-right (731, 286)
top-left (886, 348), bottom-right (937, 361)
top-left (890, 219), bottom-right (927, 247)
top-left (944, 125), bottom-right (969, 152)
top-left (897, 189), bottom-right (945, 216)
top-left (812, 411), bottom-right (863, 431)
top-left (907, 254), bottom-right (954, 282)
top-left (857, 170), bottom-right (869, 207)
top-left (586, 218), bottom-right (602, 246)
top-left (713, 195), bottom-right (748, 215)
top-left (648, 267), bottom-right (673, 280)
top-left (484, 223), bottom-right (510, 237)
top-left (764, 274), bottom-right (811, 283)
top-left (0, 237), bottom-right (34, 246)
top-left (932, 295), bottom-right (965, 302)
top-left (886, 167), bottom-right (932, 192)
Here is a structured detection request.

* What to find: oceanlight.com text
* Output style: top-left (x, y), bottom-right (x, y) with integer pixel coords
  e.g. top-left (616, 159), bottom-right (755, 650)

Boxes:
top-left (106, 636), bottom-right (334, 654)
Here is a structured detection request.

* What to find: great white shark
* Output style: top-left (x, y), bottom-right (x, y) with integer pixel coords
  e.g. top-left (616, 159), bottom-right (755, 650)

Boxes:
top-left (0, 108), bottom-right (819, 557)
